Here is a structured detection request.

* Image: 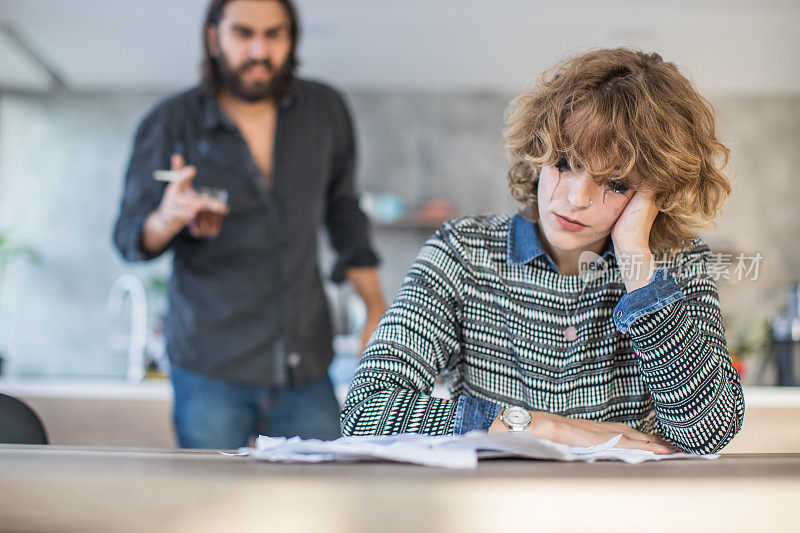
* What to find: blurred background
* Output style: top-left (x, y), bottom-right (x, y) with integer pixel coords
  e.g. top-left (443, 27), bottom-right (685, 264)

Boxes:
top-left (0, 0), bottom-right (798, 397)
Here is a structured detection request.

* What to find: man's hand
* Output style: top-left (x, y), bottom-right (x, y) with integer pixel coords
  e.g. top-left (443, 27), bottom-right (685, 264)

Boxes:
top-left (142, 154), bottom-right (229, 254)
top-left (159, 154), bottom-right (228, 238)
top-left (360, 308), bottom-right (384, 355)
top-left (345, 267), bottom-right (387, 356)
top-left (488, 409), bottom-right (679, 454)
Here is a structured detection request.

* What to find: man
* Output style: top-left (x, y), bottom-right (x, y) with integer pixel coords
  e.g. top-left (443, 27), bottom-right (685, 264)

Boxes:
top-left (114, 0), bottom-right (386, 448)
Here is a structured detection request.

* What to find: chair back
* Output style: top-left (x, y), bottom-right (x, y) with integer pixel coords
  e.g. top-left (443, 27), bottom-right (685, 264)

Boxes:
top-left (0, 393), bottom-right (48, 444)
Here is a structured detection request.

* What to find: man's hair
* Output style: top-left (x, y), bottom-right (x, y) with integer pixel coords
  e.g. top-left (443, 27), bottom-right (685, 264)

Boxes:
top-left (504, 48), bottom-right (731, 253)
top-left (201, 0), bottom-right (301, 95)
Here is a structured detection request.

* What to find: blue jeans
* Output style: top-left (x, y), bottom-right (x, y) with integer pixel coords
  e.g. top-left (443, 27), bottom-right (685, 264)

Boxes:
top-left (170, 365), bottom-right (342, 449)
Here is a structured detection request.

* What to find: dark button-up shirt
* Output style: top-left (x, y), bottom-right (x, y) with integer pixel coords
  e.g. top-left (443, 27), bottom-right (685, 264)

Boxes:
top-left (113, 80), bottom-right (379, 386)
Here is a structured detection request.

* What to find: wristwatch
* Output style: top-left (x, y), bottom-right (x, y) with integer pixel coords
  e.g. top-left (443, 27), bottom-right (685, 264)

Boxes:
top-left (499, 406), bottom-right (532, 432)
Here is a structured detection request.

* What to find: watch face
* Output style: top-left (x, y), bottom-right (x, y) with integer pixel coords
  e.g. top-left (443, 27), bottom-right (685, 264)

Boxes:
top-left (503, 407), bottom-right (531, 426)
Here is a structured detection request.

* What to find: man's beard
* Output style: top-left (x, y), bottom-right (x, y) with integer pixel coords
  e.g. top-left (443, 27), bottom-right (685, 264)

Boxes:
top-left (215, 54), bottom-right (293, 102)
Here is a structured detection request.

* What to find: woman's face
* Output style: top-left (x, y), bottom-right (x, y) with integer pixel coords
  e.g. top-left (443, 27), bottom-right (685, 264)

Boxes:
top-left (536, 158), bottom-right (635, 258)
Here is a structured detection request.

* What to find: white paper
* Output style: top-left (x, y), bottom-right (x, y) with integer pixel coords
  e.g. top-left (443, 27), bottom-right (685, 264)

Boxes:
top-left (235, 431), bottom-right (717, 469)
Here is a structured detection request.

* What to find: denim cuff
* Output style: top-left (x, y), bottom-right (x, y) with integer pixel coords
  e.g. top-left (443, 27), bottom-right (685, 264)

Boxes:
top-left (453, 395), bottom-right (503, 434)
top-left (613, 267), bottom-right (685, 333)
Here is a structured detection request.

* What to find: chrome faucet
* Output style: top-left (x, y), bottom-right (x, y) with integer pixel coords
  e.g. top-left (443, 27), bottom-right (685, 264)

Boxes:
top-left (107, 274), bottom-right (148, 383)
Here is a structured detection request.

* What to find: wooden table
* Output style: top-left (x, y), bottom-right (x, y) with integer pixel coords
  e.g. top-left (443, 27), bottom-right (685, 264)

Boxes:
top-left (1, 445), bottom-right (798, 532)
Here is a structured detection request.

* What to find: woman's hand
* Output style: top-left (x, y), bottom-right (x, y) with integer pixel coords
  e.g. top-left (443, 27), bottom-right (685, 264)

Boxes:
top-left (611, 189), bottom-right (658, 255)
top-left (611, 190), bottom-right (659, 292)
top-left (489, 410), bottom-right (679, 454)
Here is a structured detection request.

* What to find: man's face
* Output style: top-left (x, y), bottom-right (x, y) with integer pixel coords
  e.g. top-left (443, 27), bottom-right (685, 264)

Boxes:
top-left (208, 0), bottom-right (293, 101)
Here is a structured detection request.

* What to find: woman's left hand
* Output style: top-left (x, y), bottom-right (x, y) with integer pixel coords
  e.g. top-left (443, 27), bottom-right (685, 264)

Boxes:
top-left (611, 189), bottom-right (659, 254)
top-left (611, 190), bottom-right (659, 292)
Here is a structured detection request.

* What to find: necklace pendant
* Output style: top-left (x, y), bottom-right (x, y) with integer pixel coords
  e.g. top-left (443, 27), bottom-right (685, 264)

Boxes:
top-left (564, 326), bottom-right (578, 341)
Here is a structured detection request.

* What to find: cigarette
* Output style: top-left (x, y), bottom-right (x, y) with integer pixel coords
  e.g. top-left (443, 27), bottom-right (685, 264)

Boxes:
top-left (153, 170), bottom-right (182, 182)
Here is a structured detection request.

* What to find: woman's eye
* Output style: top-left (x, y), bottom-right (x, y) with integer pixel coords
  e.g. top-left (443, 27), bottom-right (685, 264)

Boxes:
top-left (555, 157), bottom-right (571, 172)
top-left (607, 181), bottom-right (629, 195)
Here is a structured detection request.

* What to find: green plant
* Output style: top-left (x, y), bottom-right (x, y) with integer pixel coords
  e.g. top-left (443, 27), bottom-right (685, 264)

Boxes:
top-left (0, 229), bottom-right (40, 363)
top-left (0, 230), bottom-right (40, 275)
top-left (731, 316), bottom-right (769, 358)
top-left (147, 275), bottom-right (168, 298)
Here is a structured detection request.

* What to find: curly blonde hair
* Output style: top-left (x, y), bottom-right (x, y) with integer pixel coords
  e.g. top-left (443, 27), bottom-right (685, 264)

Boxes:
top-left (505, 48), bottom-right (731, 253)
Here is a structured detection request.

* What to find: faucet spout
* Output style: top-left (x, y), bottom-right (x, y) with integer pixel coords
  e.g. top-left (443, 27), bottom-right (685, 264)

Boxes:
top-left (107, 274), bottom-right (148, 383)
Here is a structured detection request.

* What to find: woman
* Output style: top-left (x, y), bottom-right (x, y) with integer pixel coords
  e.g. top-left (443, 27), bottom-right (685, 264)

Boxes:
top-left (341, 48), bottom-right (744, 454)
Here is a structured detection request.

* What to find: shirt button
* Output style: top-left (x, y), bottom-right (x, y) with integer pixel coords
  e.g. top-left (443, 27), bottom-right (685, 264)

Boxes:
top-left (616, 311), bottom-right (622, 319)
top-left (287, 352), bottom-right (302, 367)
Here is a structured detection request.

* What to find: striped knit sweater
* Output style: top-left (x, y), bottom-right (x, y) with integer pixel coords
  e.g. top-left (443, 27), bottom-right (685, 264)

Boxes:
top-left (341, 214), bottom-right (745, 454)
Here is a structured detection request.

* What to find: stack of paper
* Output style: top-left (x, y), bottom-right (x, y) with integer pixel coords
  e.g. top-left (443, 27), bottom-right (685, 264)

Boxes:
top-left (234, 431), bottom-right (717, 469)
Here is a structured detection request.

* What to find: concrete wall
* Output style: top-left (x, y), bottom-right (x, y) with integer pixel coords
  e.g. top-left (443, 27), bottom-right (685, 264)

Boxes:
top-left (0, 91), bottom-right (171, 378)
top-left (0, 88), bottom-right (797, 381)
top-left (711, 96), bottom-right (800, 329)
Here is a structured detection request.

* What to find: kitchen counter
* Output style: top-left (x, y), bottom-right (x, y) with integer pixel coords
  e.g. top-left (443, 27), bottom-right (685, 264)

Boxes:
top-left (2, 379), bottom-right (800, 451)
top-left (0, 377), bottom-right (172, 400)
top-left (0, 377), bottom-right (175, 447)
top-left (0, 445), bottom-right (798, 532)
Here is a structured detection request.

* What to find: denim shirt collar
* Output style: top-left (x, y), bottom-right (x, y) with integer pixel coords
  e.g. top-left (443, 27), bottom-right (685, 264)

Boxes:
top-left (506, 212), bottom-right (614, 273)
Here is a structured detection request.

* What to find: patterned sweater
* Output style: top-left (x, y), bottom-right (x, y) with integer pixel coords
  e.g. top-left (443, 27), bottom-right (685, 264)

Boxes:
top-left (341, 214), bottom-right (745, 454)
